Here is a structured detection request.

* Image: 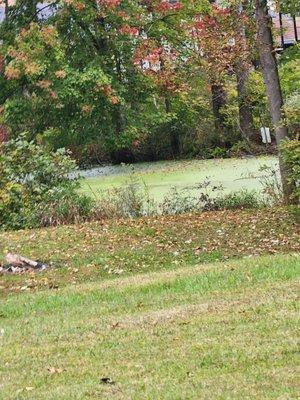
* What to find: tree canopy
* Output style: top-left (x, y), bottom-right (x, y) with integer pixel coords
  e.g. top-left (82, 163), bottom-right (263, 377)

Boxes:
top-left (0, 0), bottom-right (299, 164)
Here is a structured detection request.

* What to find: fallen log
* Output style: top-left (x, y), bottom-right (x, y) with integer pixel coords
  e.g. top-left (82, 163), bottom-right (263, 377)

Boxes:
top-left (4, 253), bottom-right (49, 271)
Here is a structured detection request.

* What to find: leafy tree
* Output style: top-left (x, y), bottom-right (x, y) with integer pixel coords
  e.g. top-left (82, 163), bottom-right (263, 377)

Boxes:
top-left (0, 0), bottom-right (299, 173)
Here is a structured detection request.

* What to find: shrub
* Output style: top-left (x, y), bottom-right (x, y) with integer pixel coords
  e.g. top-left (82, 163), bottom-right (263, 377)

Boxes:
top-left (0, 134), bottom-right (93, 230)
top-left (283, 93), bottom-right (300, 135)
top-left (209, 146), bottom-right (227, 159)
top-left (160, 183), bottom-right (263, 215)
top-left (84, 179), bottom-right (264, 221)
top-left (211, 190), bottom-right (263, 211)
top-left (281, 138), bottom-right (300, 202)
top-left (92, 176), bottom-right (157, 219)
top-left (160, 187), bottom-right (199, 215)
top-left (230, 140), bottom-right (252, 157)
top-left (256, 164), bottom-right (283, 204)
top-left (36, 186), bottom-right (94, 227)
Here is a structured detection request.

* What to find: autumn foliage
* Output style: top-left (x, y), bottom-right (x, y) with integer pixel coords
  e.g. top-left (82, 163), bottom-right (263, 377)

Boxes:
top-left (0, 0), bottom-right (298, 164)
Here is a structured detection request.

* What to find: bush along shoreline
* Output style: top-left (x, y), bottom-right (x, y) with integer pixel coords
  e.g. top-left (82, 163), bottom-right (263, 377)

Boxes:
top-left (0, 134), bottom-right (93, 230)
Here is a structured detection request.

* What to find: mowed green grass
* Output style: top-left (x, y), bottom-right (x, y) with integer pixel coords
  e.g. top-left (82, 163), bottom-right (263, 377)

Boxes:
top-left (1, 253), bottom-right (299, 399)
top-left (80, 156), bottom-right (278, 201)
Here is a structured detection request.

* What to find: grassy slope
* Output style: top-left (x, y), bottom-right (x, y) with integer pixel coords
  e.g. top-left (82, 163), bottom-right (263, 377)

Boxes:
top-left (1, 253), bottom-right (299, 399)
top-left (80, 157), bottom-right (278, 201)
top-left (0, 207), bottom-right (299, 295)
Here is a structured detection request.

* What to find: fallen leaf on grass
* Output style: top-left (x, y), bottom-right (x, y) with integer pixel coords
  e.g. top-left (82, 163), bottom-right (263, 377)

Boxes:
top-left (47, 367), bottom-right (64, 375)
top-left (100, 377), bottom-right (116, 385)
top-left (110, 322), bottom-right (122, 329)
top-left (48, 283), bottom-right (59, 290)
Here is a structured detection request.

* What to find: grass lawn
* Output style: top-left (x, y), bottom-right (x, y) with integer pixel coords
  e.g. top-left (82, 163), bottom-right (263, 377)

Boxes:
top-left (0, 207), bottom-right (299, 295)
top-left (1, 207), bottom-right (299, 398)
top-left (80, 156), bottom-right (279, 201)
top-left (1, 253), bottom-right (299, 399)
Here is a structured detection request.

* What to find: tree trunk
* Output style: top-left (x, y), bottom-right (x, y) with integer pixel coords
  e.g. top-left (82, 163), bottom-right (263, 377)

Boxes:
top-left (235, 62), bottom-right (256, 142)
top-left (165, 96), bottom-right (180, 157)
top-left (235, 1), bottom-right (256, 142)
top-left (160, 53), bottom-right (180, 157)
top-left (115, 53), bottom-right (125, 137)
top-left (4, 0), bottom-right (8, 20)
top-left (0, 2), bottom-right (9, 142)
top-left (111, 53), bottom-right (134, 164)
top-left (211, 83), bottom-right (228, 141)
top-left (255, 0), bottom-right (295, 202)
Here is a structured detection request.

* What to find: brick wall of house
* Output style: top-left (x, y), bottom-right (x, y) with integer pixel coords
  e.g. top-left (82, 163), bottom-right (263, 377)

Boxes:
top-left (272, 13), bottom-right (300, 47)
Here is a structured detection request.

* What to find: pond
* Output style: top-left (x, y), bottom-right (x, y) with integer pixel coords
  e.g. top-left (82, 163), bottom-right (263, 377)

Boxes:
top-left (79, 156), bottom-right (279, 201)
